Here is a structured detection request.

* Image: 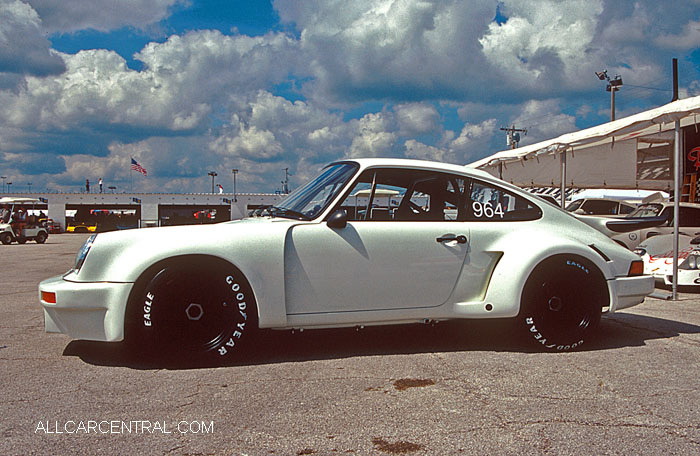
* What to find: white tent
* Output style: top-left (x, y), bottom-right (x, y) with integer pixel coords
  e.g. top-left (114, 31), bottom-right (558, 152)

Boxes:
top-left (468, 95), bottom-right (700, 300)
top-left (468, 95), bottom-right (700, 191)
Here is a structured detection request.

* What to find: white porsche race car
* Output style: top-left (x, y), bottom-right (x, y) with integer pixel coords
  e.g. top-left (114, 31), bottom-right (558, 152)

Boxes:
top-left (40, 159), bottom-right (654, 359)
top-left (635, 233), bottom-right (700, 287)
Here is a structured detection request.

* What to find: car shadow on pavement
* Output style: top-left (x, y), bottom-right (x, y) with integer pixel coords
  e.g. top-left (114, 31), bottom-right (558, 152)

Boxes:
top-left (62, 312), bottom-right (700, 370)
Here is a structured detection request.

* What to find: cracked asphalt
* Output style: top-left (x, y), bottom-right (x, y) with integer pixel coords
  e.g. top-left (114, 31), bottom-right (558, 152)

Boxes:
top-left (1, 233), bottom-right (699, 455)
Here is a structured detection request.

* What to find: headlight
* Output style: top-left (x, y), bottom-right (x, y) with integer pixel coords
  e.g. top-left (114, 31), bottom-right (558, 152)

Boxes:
top-left (633, 248), bottom-right (646, 257)
top-left (74, 234), bottom-right (97, 272)
top-left (680, 253), bottom-right (700, 270)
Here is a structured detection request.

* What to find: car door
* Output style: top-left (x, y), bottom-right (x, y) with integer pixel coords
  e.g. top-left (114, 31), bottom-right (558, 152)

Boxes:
top-left (283, 168), bottom-right (471, 315)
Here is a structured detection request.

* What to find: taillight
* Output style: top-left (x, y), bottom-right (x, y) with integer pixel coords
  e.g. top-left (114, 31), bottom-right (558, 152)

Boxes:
top-left (628, 260), bottom-right (644, 276)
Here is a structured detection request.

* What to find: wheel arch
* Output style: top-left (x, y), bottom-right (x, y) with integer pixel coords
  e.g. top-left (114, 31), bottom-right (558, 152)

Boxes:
top-left (480, 235), bottom-right (613, 318)
top-left (125, 253), bottom-right (261, 329)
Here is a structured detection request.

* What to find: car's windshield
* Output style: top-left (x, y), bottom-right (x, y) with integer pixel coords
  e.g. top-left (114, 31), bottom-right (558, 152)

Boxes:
top-left (565, 200), bottom-right (583, 212)
top-left (627, 203), bottom-right (663, 218)
top-left (270, 162), bottom-right (358, 220)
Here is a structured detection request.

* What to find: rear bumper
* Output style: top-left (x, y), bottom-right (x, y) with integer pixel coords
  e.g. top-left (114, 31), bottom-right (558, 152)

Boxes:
top-left (608, 275), bottom-right (654, 312)
top-left (39, 274), bottom-right (133, 342)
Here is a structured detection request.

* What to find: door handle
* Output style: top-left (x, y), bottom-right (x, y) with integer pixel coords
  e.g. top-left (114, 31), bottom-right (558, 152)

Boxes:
top-left (436, 234), bottom-right (467, 244)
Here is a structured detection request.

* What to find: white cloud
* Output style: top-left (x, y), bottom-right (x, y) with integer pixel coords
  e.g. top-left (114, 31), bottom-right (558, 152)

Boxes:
top-left (348, 112), bottom-right (397, 158)
top-left (656, 20), bottom-right (700, 49)
top-left (0, 30), bottom-right (300, 134)
top-left (0, 0), bottom-right (64, 77)
top-left (512, 99), bottom-right (576, 145)
top-left (394, 103), bottom-right (439, 136)
top-left (27, 0), bottom-right (185, 33)
top-left (276, 0), bottom-right (498, 102)
top-left (480, 0), bottom-right (604, 88)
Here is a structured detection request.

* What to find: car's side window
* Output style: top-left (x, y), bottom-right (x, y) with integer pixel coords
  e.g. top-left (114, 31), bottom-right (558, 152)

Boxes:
top-left (582, 200), bottom-right (619, 215)
top-left (466, 180), bottom-right (541, 222)
top-left (679, 207), bottom-right (700, 226)
top-left (337, 168), bottom-right (467, 222)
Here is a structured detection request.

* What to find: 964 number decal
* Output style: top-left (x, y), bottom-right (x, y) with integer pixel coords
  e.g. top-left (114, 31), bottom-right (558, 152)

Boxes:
top-left (472, 201), bottom-right (505, 219)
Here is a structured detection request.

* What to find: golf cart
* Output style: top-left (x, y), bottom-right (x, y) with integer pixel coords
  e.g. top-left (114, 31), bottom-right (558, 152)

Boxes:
top-left (0, 197), bottom-right (49, 245)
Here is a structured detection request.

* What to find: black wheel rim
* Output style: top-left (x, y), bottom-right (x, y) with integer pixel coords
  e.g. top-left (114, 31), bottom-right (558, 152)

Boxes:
top-left (151, 268), bottom-right (244, 353)
top-left (532, 274), bottom-right (596, 340)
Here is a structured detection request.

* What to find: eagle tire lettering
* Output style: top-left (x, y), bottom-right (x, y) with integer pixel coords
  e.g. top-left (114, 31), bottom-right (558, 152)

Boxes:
top-left (143, 292), bottom-right (155, 327)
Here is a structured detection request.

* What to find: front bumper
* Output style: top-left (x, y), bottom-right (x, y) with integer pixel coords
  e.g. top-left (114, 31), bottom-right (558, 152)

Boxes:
top-left (661, 269), bottom-right (700, 287)
top-left (608, 275), bottom-right (655, 312)
top-left (39, 274), bottom-right (134, 342)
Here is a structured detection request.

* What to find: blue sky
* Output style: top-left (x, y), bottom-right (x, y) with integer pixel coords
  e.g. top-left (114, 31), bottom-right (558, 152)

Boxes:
top-left (1, 0), bottom-right (700, 193)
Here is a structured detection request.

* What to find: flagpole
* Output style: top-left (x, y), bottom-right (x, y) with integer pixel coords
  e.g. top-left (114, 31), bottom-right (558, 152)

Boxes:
top-left (130, 158), bottom-right (133, 193)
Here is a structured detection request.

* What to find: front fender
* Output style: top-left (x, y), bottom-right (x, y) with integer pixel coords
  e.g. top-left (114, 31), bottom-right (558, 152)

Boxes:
top-left (70, 220), bottom-right (293, 328)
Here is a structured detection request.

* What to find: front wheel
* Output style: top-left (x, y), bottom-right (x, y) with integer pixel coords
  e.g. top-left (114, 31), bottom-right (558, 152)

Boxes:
top-left (126, 257), bottom-right (257, 361)
top-left (0, 232), bottom-right (12, 245)
top-left (518, 255), bottom-right (607, 351)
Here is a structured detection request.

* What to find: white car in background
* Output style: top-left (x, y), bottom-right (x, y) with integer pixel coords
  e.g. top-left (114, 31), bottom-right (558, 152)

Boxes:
top-left (635, 233), bottom-right (700, 287)
top-left (566, 198), bottom-right (637, 217)
top-left (612, 202), bottom-right (700, 250)
top-left (40, 158), bottom-right (654, 360)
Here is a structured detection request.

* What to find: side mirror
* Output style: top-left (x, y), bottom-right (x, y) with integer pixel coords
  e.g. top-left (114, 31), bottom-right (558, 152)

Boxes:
top-left (327, 209), bottom-right (347, 229)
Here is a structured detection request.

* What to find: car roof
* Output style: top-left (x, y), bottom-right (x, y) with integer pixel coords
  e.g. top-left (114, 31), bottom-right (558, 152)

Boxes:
top-left (337, 158), bottom-right (497, 180)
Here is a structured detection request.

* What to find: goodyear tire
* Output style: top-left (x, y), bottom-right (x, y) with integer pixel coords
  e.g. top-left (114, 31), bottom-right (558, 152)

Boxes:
top-left (126, 257), bottom-right (256, 360)
top-left (519, 255), bottom-right (606, 351)
top-left (0, 233), bottom-right (12, 245)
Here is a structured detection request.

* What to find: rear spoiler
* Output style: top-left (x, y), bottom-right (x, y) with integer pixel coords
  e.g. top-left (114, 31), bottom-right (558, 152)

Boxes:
top-left (604, 216), bottom-right (669, 233)
top-left (574, 215), bottom-right (668, 237)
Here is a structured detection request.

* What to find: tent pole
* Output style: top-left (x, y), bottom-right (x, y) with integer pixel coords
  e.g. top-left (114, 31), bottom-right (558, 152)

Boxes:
top-left (673, 121), bottom-right (680, 300)
top-left (560, 150), bottom-right (567, 208)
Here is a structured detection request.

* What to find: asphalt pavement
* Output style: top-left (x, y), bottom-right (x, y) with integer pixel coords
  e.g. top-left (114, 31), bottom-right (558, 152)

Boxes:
top-left (1, 233), bottom-right (699, 455)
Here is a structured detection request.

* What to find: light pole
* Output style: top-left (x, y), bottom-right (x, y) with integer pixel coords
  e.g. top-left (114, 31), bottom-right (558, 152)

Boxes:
top-left (1, 176), bottom-right (5, 193)
top-left (27, 182), bottom-right (32, 193)
top-left (595, 70), bottom-right (623, 121)
top-left (208, 171), bottom-right (218, 193)
top-left (7, 182), bottom-right (12, 193)
top-left (282, 167), bottom-right (290, 194)
top-left (108, 186), bottom-right (116, 193)
top-left (232, 169), bottom-right (238, 202)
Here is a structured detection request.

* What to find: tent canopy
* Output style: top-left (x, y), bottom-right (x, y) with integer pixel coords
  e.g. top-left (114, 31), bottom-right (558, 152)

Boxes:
top-left (468, 96), bottom-right (700, 191)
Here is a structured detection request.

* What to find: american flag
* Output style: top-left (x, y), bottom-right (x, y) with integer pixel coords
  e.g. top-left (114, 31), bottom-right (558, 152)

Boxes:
top-left (131, 158), bottom-right (147, 176)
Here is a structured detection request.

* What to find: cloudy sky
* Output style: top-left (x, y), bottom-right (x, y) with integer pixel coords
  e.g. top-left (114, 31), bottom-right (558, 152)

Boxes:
top-left (2, 0), bottom-right (700, 193)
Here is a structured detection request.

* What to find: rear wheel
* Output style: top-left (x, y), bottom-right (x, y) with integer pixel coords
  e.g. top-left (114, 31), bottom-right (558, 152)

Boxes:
top-left (519, 255), bottom-right (606, 351)
top-left (126, 257), bottom-right (256, 361)
top-left (35, 232), bottom-right (47, 244)
top-left (0, 232), bottom-right (12, 245)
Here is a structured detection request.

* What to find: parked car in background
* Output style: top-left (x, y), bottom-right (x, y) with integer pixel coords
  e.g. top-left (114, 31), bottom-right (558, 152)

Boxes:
top-left (40, 158), bottom-right (654, 361)
top-left (612, 202), bottom-right (700, 250)
top-left (66, 221), bottom-right (97, 233)
top-left (634, 233), bottom-right (700, 287)
top-left (566, 198), bottom-right (636, 216)
top-left (46, 219), bottom-right (62, 234)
